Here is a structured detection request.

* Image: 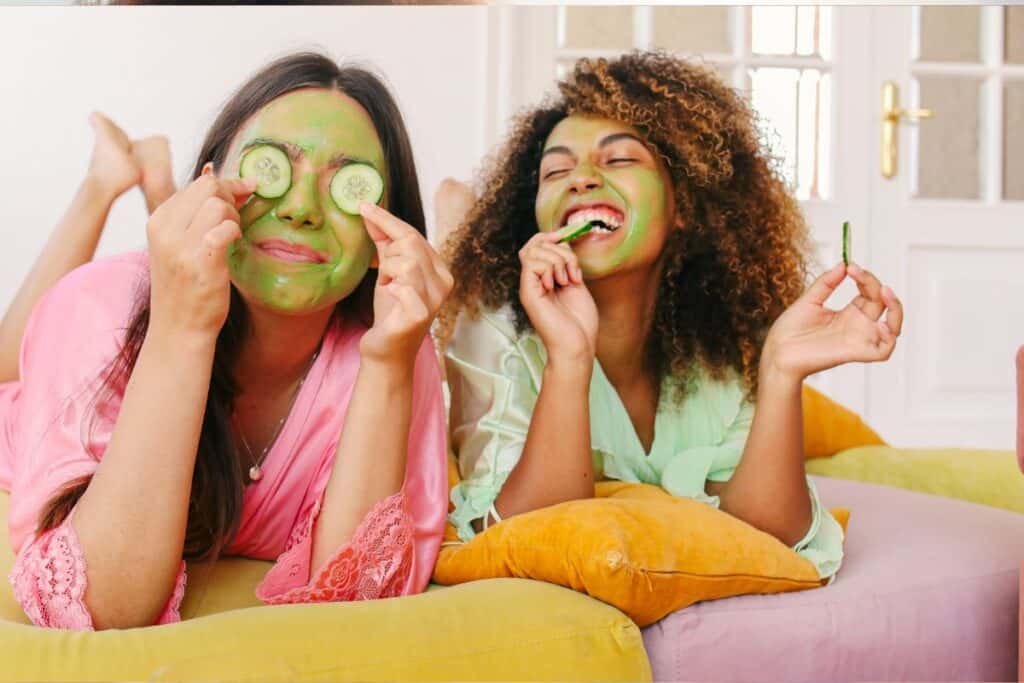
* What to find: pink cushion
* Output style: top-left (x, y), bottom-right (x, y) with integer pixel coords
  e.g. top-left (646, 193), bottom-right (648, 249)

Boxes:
top-left (642, 477), bottom-right (1024, 682)
top-left (1017, 345), bottom-right (1024, 473)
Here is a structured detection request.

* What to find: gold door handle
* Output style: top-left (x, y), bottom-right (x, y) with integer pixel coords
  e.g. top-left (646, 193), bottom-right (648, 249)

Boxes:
top-left (881, 80), bottom-right (935, 179)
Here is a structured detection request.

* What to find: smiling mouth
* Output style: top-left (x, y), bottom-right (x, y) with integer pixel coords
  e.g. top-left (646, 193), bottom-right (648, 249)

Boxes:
top-left (560, 204), bottom-right (625, 235)
top-left (253, 239), bottom-right (328, 264)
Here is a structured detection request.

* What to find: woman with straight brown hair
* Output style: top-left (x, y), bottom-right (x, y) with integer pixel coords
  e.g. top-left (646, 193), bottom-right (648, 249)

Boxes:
top-left (0, 52), bottom-right (452, 630)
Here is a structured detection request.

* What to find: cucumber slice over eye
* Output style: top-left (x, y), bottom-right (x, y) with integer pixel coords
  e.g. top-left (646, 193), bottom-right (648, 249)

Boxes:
top-left (558, 221), bottom-right (595, 244)
top-left (842, 221), bottom-right (852, 265)
top-left (239, 145), bottom-right (291, 199)
top-left (330, 163), bottom-right (385, 215)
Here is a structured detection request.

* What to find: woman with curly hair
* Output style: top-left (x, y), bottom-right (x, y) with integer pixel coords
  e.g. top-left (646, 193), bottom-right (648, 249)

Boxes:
top-left (439, 51), bottom-right (903, 580)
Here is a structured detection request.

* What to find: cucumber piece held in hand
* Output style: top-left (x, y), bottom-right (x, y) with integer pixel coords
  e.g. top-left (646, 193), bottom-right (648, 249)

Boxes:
top-left (331, 163), bottom-right (385, 215)
top-left (558, 221), bottom-right (596, 244)
top-left (842, 221), bottom-right (852, 266)
top-left (240, 145), bottom-right (291, 199)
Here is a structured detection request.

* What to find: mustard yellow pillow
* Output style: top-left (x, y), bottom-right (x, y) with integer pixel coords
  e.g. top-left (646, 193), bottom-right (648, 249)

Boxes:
top-left (807, 445), bottom-right (1024, 514)
top-left (802, 385), bottom-right (886, 459)
top-left (434, 481), bottom-right (830, 627)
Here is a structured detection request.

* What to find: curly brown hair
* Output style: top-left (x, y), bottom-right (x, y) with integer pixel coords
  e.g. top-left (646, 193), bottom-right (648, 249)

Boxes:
top-left (441, 51), bottom-right (812, 397)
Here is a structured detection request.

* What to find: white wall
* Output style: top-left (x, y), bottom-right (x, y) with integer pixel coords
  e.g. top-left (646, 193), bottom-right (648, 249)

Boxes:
top-left (0, 6), bottom-right (491, 306)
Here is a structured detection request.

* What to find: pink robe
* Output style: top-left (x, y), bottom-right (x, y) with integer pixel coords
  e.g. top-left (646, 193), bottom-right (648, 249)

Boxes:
top-left (0, 252), bottom-right (448, 629)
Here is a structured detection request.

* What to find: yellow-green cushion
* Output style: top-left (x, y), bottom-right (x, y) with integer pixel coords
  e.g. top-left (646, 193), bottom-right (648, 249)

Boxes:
top-left (0, 492), bottom-right (650, 682)
top-left (807, 446), bottom-right (1024, 515)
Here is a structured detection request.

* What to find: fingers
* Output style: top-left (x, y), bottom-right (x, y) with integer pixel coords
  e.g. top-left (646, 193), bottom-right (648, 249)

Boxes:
top-left (359, 202), bottom-right (419, 243)
top-left (881, 285), bottom-right (904, 336)
top-left (186, 195), bottom-right (241, 246)
top-left (847, 264), bottom-right (885, 320)
top-left (520, 247), bottom-right (562, 291)
top-left (368, 210), bottom-right (453, 310)
top-left (539, 243), bottom-right (582, 286)
top-left (378, 255), bottom-right (440, 311)
top-left (803, 262), bottom-right (847, 306)
top-left (180, 175), bottom-right (256, 217)
top-left (518, 233), bottom-right (583, 293)
top-left (196, 219), bottom-right (241, 273)
top-left (386, 283), bottom-right (431, 328)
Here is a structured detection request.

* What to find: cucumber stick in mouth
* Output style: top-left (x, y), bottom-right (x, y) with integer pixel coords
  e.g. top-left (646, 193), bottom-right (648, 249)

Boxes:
top-left (558, 221), bottom-right (596, 244)
top-left (331, 163), bottom-right (384, 215)
top-left (240, 145), bottom-right (291, 199)
top-left (842, 221), bottom-right (851, 266)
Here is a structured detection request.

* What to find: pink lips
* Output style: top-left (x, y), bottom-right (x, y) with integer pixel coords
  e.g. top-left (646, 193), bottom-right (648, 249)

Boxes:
top-left (254, 239), bottom-right (328, 264)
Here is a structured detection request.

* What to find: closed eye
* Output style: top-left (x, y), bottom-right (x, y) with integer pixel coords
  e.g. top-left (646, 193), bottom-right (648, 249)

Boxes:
top-left (542, 168), bottom-right (572, 180)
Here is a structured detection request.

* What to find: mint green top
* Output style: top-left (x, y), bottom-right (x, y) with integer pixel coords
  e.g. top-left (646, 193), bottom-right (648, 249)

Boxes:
top-left (445, 308), bottom-right (843, 580)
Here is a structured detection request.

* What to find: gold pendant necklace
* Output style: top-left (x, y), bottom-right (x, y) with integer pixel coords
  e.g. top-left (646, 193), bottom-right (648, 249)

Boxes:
top-left (233, 348), bottom-right (320, 484)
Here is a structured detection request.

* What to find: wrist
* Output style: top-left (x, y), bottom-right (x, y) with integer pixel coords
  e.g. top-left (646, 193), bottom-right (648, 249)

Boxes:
top-left (145, 321), bottom-right (220, 358)
top-left (544, 353), bottom-right (593, 385)
top-left (757, 357), bottom-right (804, 397)
top-left (358, 353), bottom-right (416, 387)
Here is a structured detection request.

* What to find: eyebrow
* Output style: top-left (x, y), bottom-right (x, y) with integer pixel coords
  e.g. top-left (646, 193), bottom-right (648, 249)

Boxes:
top-left (241, 138), bottom-right (374, 168)
top-left (598, 132), bottom-right (647, 149)
top-left (540, 132), bottom-right (649, 160)
top-left (241, 138), bottom-right (302, 161)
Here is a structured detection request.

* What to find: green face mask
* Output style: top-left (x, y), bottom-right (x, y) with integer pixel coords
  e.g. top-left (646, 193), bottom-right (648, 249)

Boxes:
top-left (534, 116), bottom-right (675, 279)
top-left (220, 88), bottom-right (387, 314)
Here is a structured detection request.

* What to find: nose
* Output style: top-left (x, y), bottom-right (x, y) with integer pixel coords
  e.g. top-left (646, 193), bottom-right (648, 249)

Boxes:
top-left (568, 165), bottom-right (602, 194)
top-left (274, 174), bottom-right (323, 230)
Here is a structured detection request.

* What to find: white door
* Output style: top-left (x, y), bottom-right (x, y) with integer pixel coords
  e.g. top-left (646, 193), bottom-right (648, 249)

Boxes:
top-left (867, 6), bottom-right (1024, 449)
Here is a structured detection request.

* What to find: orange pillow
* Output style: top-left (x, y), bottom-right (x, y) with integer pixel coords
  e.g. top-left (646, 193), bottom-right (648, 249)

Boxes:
top-left (435, 481), bottom-right (838, 626)
top-left (802, 385), bottom-right (886, 459)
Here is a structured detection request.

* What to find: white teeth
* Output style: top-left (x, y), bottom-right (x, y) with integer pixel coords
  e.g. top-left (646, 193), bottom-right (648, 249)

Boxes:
top-left (564, 206), bottom-right (624, 230)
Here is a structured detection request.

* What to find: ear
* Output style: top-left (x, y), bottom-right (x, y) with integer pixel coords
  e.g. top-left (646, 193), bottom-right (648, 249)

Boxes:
top-left (201, 162), bottom-right (215, 177)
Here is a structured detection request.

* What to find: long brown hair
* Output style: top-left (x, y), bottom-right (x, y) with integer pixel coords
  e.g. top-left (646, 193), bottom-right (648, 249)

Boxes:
top-left (440, 51), bottom-right (811, 398)
top-left (39, 52), bottom-right (426, 560)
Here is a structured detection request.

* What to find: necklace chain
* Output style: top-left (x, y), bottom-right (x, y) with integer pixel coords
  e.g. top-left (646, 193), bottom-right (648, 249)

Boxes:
top-left (233, 348), bottom-right (320, 484)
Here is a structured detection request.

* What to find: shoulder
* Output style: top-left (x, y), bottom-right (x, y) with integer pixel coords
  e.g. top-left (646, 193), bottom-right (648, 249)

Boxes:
top-left (33, 251), bottom-right (148, 327)
top-left (445, 305), bottom-right (544, 380)
top-left (20, 251), bottom-right (149, 384)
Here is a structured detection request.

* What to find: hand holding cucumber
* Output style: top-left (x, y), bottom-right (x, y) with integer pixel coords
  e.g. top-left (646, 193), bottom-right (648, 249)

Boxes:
top-left (760, 259), bottom-right (904, 385)
top-left (146, 175), bottom-right (255, 340)
top-left (358, 202), bottom-right (454, 366)
top-left (518, 228), bottom-right (598, 363)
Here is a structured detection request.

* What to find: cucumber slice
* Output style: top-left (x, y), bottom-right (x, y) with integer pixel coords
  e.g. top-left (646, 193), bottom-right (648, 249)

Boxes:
top-left (240, 145), bottom-right (291, 199)
top-left (557, 221), bottom-right (595, 244)
top-left (842, 221), bottom-right (851, 265)
top-left (330, 163), bottom-right (385, 215)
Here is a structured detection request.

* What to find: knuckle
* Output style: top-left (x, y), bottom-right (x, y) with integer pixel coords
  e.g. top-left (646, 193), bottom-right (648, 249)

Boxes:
top-left (196, 175), bottom-right (218, 194)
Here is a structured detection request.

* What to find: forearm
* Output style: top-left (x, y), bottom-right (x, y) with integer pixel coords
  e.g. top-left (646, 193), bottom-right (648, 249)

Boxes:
top-left (715, 369), bottom-right (812, 546)
top-left (311, 358), bottom-right (412, 573)
top-left (0, 178), bottom-right (117, 382)
top-left (73, 330), bottom-right (214, 629)
top-left (493, 357), bottom-right (594, 521)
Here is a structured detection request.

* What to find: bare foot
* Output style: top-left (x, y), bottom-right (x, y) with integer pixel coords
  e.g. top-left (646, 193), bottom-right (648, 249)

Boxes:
top-left (131, 135), bottom-right (176, 214)
top-left (87, 112), bottom-right (142, 201)
top-left (433, 178), bottom-right (476, 251)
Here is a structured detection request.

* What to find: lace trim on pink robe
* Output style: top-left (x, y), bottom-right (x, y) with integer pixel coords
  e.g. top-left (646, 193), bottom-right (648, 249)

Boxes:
top-left (7, 516), bottom-right (186, 630)
top-left (255, 491), bottom-right (413, 603)
top-left (8, 491), bottom-right (412, 629)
